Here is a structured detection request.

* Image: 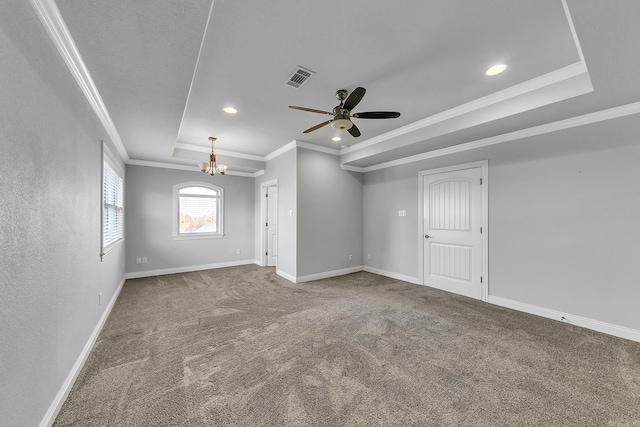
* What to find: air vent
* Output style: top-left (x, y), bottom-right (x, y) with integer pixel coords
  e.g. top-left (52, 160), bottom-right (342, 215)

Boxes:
top-left (284, 66), bottom-right (315, 89)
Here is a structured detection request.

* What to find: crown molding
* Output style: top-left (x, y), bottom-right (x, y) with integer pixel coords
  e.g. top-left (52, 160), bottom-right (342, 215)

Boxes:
top-left (174, 141), bottom-right (265, 162)
top-left (339, 61), bottom-right (589, 158)
top-left (296, 141), bottom-right (340, 156)
top-left (127, 159), bottom-right (260, 177)
top-left (127, 159), bottom-right (198, 171)
top-left (562, 0), bottom-right (585, 64)
top-left (353, 101), bottom-right (640, 173)
top-left (29, 0), bottom-right (129, 162)
top-left (265, 140), bottom-right (297, 161)
top-left (340, 164), bottom-right (365, 173)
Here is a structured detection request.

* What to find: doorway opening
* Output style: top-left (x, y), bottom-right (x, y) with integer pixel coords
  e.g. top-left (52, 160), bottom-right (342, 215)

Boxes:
top-left (260, 179), bottom-right (278, 267)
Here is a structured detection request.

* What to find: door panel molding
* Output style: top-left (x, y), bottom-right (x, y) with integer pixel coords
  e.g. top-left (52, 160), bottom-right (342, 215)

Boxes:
top-left (418, 161), bottom-right (488, 301)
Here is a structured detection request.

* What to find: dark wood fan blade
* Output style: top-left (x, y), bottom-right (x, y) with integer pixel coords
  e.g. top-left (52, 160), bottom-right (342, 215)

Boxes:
top-left (348, 123), bottom-right (361, 137)
top-left (343, 87), bottom-right (366, 111)
top-left (352, 111), bottom-right (401, 119)
top-left (303, 120), bottom-right (332, 133)
top-left (289, 106), bottom-right (332, 115)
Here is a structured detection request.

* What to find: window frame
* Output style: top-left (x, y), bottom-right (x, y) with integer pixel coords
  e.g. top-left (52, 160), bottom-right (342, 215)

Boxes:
top-left (101, 142), bottom-right (125, 260)
top-left (173, 182), bottom-right (224, 240)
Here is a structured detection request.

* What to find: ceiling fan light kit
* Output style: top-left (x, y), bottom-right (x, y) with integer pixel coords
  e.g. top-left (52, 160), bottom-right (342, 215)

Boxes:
top-left (331, 116), bottom-right (353, 131)
top-left (201, 136), bottom-right (227, 176)
top-left (289, 86), bottom-right (400, 137)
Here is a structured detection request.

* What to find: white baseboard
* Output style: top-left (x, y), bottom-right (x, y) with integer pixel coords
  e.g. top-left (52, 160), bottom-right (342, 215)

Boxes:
top-left (487, 295), bottom-right (640, 343)
top-left (276, 269), bottom-right (297, 283)
top-left (40, 276), bottom-right (126, 427)
top-left (363, 266), bottom-right (420, 285)
top-left (125, 259), bottom-right (256, 279)
top-left (295, 266), bottom-right (364, 283)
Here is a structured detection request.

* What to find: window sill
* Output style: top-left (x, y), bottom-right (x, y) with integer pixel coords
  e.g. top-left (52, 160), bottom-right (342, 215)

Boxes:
top-left (101, 238), bottom-right (124, 261)
top-left (173, 234), bottom-right (225, 241)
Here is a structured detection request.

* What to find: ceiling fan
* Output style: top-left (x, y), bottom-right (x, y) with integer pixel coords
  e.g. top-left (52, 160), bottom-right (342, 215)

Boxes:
top-left (289, 87), bottom-right (400, 137)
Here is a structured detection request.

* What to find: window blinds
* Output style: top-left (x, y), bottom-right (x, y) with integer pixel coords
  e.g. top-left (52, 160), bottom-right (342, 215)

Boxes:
top-left (103, 160), bottom-right (124, 247)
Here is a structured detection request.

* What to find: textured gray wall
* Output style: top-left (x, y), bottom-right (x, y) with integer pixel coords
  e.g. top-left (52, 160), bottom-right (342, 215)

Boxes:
top-left (0, 2), bottom-right (126, 425)
top-left (363, 167), bottom-right (421, 280)
top-left (363, 120), bottom-right (640, 331)
top-left (254, 148), bottom-right (297, 278)
top-left (489, 143), bottom-right (640, 330)
top-left (297, 148), bottom-right (363, 277)
top-left (125, 165), bottom-right (255, 274)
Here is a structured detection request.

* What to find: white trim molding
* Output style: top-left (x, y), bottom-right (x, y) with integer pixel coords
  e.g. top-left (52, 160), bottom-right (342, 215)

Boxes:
top-left (127, 159), bottom-right (199, 172)
top-left (29, 0), bottom-right (129, 162)
top-left (488, 296), bottom-right (640, 344)
top-left (276, 269), bottom-right (297, 283)
top-left (174, 142), bottom-right (266, 162)
top-left (339, 61), bottom-right (591, 163)
top-left (295, 266), bottom-right (364, 284)
top-left (296, 141), bottom-right (340, 156)
top-left (125, 259), bottom-right (256, 279)
top-left (352, 101), bottom-right (640, 173)
top-left (127, 159), bottom-right (261, 177)
top-left (39, 276), bottom-right (126, 427)
top-left (363, 266), bottom-right (419, 285)
top-left (265, 141), bottom-right (297, 162)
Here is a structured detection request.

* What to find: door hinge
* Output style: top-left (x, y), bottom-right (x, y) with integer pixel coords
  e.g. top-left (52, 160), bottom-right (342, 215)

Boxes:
top-left (266, 222), bottom-right (268, 227)
top-left (266, 193), bottom-right (268, 198)
top-left (480, 227), bottom-right (483, 234)
top-left (480, 178), bottom-right (483, 185)
top-left (266, 252), bottom-right (268, 256)
top-left (480, 276), bottom-right (483, 283)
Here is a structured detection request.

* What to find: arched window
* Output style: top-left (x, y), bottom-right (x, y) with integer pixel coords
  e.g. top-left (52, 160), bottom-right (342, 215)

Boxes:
top-left (173, 182), bottom-right (224, 239)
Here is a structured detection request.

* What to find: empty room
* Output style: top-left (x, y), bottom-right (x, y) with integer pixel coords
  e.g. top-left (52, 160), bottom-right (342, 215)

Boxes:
top-left (2, 0), bottom-right (640, 425)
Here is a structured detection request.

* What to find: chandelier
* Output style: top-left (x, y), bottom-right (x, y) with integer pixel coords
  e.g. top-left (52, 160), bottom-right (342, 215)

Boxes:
top-left (201, 136), bottom-right (227, 176)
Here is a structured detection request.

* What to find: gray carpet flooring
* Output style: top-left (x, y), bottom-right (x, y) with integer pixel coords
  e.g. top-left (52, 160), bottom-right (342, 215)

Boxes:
top-left (55, 265), bottom-right (640, 426)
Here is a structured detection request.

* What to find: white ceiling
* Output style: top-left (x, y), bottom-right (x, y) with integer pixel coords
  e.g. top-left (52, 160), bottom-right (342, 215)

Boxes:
top-left (52, 0), bottom-right (640, 174)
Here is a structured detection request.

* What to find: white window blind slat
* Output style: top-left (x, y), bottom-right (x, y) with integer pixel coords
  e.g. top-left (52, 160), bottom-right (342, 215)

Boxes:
top-left (103, 160), bottom-right (124, 249)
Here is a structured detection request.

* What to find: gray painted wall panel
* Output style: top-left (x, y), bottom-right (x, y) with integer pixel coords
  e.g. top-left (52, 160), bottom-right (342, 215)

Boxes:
top-left (125, 165), bottom-right (255, 273)
top-left (254, 148), bottom-right (297, 277)
top-left (297, 148), bottom-right (364, 276)
top-left (489, 144), bottom-right (640, 330)
top-left (0, 2), bottom-right (126, 424)
top-left (364, 129), bottom-right (640, 331)
top-left (364, 167), bottom-right (421, 279)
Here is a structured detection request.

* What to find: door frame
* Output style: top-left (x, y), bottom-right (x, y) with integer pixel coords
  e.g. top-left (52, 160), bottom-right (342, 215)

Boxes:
top-left (417, 161), bottom-right (489, 301)
top-left (260, 178), bottom-right (278, 267)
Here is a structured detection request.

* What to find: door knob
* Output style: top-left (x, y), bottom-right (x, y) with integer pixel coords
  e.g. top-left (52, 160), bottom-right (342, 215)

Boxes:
top-left (424, 234), bottom-right (430, 238)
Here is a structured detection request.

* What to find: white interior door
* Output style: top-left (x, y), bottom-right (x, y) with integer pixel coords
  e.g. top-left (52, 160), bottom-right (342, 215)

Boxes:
top-left (423, 167), bottom-right (483, 299)
top-left (267, 186), bottom-right (278, 267)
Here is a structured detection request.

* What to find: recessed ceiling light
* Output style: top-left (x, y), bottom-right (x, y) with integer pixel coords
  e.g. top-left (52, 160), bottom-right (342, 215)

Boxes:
top-left (223, 107), bottom-right (237, 114)
top-left (332, 137), bottom-right (341, 142)
top-left (486, 64), bottom-right (507, 76)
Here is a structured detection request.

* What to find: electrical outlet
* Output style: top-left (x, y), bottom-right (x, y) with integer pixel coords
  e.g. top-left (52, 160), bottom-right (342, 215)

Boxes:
top-left (367, 253), bottom-right (371, 260)
top-left (136, 257), bottom-right (141, 265)
top-left (142, 257), bottom-right (147, 264)
top-left (398, 210), bottom-right (407, 217)
top-left (349, 254), bottom-right (353, 261)
top-left (236, 249), bottom-right (241, 255)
